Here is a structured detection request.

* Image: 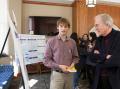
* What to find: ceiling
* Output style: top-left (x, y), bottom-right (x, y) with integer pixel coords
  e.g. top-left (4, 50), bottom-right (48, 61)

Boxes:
top-left (27, 0), bottom-right (120, 5)
top-left (27, 0), bottom-right (74, 4)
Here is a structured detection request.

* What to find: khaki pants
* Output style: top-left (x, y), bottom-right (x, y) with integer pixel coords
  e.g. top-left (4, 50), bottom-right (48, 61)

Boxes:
top-left (50, 71), bottom-right (73, 89)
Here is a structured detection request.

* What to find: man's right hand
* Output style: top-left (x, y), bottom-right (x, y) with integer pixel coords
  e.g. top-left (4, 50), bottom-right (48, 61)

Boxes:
top-left (59, 65), bottom-right (69, 72)
top-left (94, 50), bottom-right (100, 54)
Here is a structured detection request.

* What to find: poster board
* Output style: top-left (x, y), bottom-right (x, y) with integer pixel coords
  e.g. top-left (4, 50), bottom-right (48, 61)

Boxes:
top-left (7, 10), bottom-right (30, 89)
top-left (19, 34), bottom-right (46, 65)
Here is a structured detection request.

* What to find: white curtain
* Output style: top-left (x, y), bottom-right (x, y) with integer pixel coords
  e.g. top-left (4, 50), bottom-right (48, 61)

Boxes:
top-left (0, 0), bottom-right (9, 54)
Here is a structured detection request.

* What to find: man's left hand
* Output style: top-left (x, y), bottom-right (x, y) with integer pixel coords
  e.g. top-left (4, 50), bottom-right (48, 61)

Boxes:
top-left (106, 54), bottom-right (112, 60)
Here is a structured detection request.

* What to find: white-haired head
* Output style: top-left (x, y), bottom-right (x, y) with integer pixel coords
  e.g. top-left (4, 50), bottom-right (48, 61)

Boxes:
top-left (95, 13), bottom-right (113, 28)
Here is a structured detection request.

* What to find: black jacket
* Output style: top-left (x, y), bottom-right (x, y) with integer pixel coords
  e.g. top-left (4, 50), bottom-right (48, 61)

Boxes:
top-left (90, 29), bottom-right (120, 66)
top-left (89, 29), bottom-right (120, 89)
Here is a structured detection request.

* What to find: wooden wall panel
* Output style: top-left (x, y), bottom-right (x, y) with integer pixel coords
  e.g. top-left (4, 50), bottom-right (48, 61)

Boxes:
top-left (87, 7), bottom-right (96, 32)
top-left (109, 6), bottom-right (120, 28)
top-left (72, 1), bottom-right (78, 33)
top-left (96, 5), bottom-right (110, 14)
top-left (72, 0), bottom-right (88, 36)
top-left (79, 0), bottom-right (88, 36)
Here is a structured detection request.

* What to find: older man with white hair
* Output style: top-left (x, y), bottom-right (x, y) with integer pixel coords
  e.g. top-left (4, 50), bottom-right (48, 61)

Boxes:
top-left (89, 13), bottom-right (120, 89)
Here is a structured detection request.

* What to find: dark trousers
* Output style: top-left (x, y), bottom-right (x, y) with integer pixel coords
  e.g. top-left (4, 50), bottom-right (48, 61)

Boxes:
top-left (80, 55), bottom-right (88, 79)
top-left (97, 76), bottom-right (112, 89)
top-left (91, 64), bottom-right (114, 89)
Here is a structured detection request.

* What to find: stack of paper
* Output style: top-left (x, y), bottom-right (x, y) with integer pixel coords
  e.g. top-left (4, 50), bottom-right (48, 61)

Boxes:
top-left (67, 65), bottom-right (77, 72)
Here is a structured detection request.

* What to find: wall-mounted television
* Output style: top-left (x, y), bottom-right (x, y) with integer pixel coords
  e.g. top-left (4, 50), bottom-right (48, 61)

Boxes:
top-left (29, 16), bottom-right (61, 35)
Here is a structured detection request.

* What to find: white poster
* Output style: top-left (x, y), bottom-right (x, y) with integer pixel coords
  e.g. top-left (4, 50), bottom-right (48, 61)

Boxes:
top-left (19, 34), bottom-right (46, 64)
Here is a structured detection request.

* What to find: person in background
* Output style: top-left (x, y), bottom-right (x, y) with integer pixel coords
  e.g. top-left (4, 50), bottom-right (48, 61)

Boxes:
top-left (90, 13), bottom-right (120, 89)
top-left (88, 32), bottom-right (97, 53)
top-left (87, 32), bottom-right (97, 87)
top-left (70, 32), bottom-right (80, 89)
top-left (44, 18), bottom-right (79, 89)
top-left (79, 34), bottom-right (89, 80)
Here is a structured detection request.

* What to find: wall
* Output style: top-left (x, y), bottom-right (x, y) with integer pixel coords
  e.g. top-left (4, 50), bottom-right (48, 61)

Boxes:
top-left (22, 4), bottom-right (72, 35)
top-left (72, 1), bottom-right (120, 37)
top-left (9, 0), bottom-right (22, 33)
top-left (8, 0), bottom-right (22, 56)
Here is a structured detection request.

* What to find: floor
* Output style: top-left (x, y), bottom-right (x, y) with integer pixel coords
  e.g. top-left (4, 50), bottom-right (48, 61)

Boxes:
top-left (19, 72), bottom-right (90, 89)
top-left (29, 73), bottom-right (50, 89)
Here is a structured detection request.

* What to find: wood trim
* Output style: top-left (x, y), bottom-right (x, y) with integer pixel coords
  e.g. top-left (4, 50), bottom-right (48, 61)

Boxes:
top-left (23, 0), bottom-right (73, 7)
top-left (97, 3), bottom-right (120, 7)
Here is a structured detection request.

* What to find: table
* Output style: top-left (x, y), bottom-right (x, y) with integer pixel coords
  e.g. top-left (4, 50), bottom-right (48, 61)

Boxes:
top-left (0, 65), bottom-right (13, 89)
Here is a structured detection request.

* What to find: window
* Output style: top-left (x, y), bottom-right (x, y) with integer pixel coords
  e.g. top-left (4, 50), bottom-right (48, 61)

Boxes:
top-left (0, 0), bottom-right (9, 55)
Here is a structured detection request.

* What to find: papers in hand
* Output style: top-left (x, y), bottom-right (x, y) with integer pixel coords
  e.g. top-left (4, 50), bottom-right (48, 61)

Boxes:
top-left (67, 66), bottom-right (77, 72)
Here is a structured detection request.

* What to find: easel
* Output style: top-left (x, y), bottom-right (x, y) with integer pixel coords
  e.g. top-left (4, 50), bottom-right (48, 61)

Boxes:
top-left (7, 10), bottom-right (30, 89)
top-left (0, 28), bottom-right (10, 57)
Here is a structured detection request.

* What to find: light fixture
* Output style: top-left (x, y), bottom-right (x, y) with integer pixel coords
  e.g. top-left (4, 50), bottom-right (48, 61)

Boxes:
top-left (86, 0), bottom-right (96, 7)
